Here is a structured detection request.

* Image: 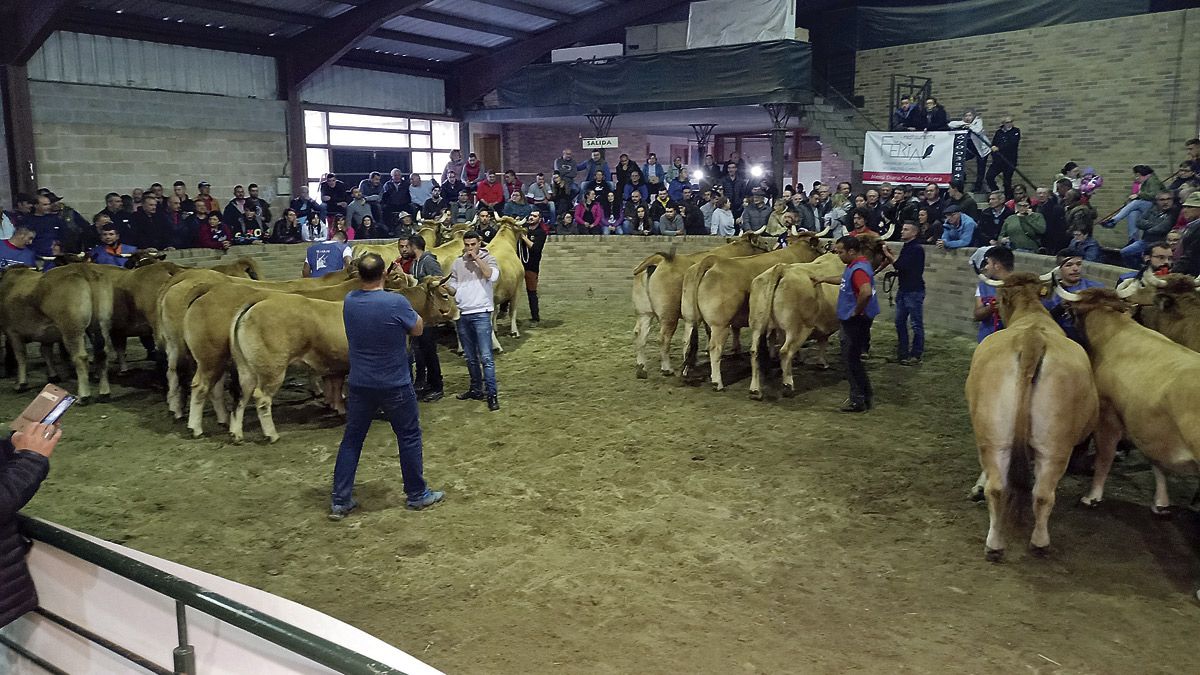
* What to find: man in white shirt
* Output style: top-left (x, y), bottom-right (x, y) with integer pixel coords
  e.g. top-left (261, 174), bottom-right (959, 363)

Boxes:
top-left (447, 230), bottom-right (501, 411)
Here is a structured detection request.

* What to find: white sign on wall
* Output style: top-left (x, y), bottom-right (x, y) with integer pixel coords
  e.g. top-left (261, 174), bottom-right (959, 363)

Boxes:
top-left (582, 137), bottom-right (619, 149)
top-left (862, 131), bottom-right (967, 187)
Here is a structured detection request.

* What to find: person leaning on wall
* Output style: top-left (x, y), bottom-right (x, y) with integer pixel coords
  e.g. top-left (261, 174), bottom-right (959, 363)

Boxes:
top-left (1, 423), bottom-right (61, 628)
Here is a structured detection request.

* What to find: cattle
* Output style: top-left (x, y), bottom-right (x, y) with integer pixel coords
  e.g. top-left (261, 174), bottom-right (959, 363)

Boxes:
top-left (0, 263), bottom-right (114, 402)
top-left (679, 231), bottom-right (827, 390)
top-left (632, 233), bottom-right (774, 379)
top-left (228, 278), bottom-right (458, 442)
top-left (966, 273), bottom-right (1098, 561)
top-left (1051, 283), bottom-right (1200, 516)
top-left (745, 233), bottom-right (893, 400)
top-left (1124, 271), bottom-right (1200, 353)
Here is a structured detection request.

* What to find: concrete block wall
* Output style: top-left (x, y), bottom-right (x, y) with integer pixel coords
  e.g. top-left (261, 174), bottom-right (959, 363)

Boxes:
top-left (854, 8), bottom-right (1200, 247)
top-left (500, 124), bottom-right (651, 179)
top-left (28, 81), bottom-right (288, 215)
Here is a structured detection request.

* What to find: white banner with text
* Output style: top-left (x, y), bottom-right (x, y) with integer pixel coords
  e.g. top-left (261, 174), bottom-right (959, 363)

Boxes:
top-left (862, 131), bottom-right (966, 186)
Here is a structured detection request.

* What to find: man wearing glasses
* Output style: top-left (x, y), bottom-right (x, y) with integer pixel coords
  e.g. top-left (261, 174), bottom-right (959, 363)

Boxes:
top-left (985, 117), bottom-right (1021, 199)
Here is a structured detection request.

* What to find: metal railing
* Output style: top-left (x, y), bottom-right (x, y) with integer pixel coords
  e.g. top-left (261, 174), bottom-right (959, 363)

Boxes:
top-left (889, 75), bottom-right (932, 130)
top-left (11, 515), bottom-right (406, 675)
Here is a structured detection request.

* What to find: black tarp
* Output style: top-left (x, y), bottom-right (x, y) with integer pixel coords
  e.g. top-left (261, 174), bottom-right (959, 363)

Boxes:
top-left (495, 40), bottom-right (812, 111)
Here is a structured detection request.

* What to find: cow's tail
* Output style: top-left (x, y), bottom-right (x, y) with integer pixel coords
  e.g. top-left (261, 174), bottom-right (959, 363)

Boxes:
top-left (688, 256), bottom-right (720, 324)
top-left (228, 302), bottom-right (258, 400)
top-left (751, 264), bottom-right (788, 369)
top-left (1004, 335), bottom-right (1045, 533)
top-left (84, 265), bottom-right (114, 343)
top-left (632, 253), bottom-right (666, 277)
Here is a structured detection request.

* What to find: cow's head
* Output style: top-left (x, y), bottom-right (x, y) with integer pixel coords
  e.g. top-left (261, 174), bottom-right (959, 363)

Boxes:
top-left (124, 250), bottom-right (168, 269)
top-left (979, 272), bottom-right (1053, 325)
top-left (1133, 270), bottom-right (1200, 315)
top-left (731, 231), bottom-right (776, 252)
top-left (418, 276), bottom-right (458, 324)
top-left (855, 232), bottom-right (897, 271)
top-left (785, 231), bottom-right (824, 256)
top-left (1052, 285), bottom-right (1138, 344)
top-left (42, 252), bottom-right (88, 267)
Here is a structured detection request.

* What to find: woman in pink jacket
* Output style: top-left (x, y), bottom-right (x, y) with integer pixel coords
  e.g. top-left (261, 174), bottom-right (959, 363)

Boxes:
top-left (573, 189), bottom-right (604, 234)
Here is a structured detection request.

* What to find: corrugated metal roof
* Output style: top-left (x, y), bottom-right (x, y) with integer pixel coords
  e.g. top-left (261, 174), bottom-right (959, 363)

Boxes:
top-left (81, 0), bottom-right (295, 35)
top-left (382, 15), bottom-right (512, 48)
top-left (517, 0), bottom-right (607, 13)
top-left (355, 36), bottom-right (469, 62)
top-left (242, 0), bottom-right (350, 19)
top-left (424, 0), bottom-right (555, 31)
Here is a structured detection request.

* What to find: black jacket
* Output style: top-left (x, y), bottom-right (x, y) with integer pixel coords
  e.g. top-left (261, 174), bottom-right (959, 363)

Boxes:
top-left (991, 126), bottom-right (1021, 163)
top-left (922, 106), bottom-right (949, 131)
top-left (1, 435), bottom-right (49, 628)
top-left (1175, 219), bottom-right (1200, 275)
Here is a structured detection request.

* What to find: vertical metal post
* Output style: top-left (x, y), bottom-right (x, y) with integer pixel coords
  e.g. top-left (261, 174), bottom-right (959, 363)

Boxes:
top-left (173, 601), bottom-right (196, 675)
top-left (763, 104), bottom-right (796, 197)
top-left (689, 123), bottom-right (717, 170)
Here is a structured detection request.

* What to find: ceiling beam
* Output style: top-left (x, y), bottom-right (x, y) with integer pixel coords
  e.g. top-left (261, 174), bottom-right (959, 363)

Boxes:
top-left (373, 28), bottom-right (487, 56)
top-left (406, 8), bottom-right (527, 40)
top-left (61, 8), bottom-right (284, 56)
top-left (281, 0), bottom-right (428, 90)
top-left (483, 0), bottom-right (574, 23)
top-left (1, 0), bottom-right (78, 66)
top-left (448, 0), bottom-right (691, 110)
top-left (158, 0), bottom-right (319, 27)
top-left (340, 49), bottom-right (450, 78)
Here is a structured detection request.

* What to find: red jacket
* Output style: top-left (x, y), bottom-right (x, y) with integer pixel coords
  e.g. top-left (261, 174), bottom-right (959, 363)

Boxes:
top-left (477, 180), bottom-right (505, 206)
top-left (196, 223), bottom-right (231, 250)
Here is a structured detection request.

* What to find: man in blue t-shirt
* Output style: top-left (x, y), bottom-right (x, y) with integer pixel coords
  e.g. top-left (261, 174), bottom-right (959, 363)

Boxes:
top-left (330, 253), bottom-right (444, 520)
top-left (89, 223), bottom-right (137, 266)
top-left (302, 230), bottom-right (350, 278)
top-left (0, 225), bottom-right (37, 270)
top-left (1043, 249), bottom-right (1104, 343)
top-left (973, 246), bottom-right (1014, 343)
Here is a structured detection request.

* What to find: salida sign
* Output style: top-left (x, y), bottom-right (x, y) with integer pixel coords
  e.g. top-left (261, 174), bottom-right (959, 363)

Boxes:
top-left (862, 131), bottom-right (966, 186)
top-left (582, 137), bottom-right (619, 149)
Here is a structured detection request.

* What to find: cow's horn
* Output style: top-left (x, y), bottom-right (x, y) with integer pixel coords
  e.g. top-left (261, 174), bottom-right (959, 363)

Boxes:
top-left (39, 256), bottom-right (57, 262)
top-left (1115, 281), bottom-right (1142, 299)
top-left (1054, 284), bottom-right (1083, 302)
top-left (1115, 277), bottom-right (1140, 293)
top-left (814, 223), bottom-right (832, 237)
top-left (1038, 266), bottom-right (1059, 282)
top-left (1193, 276), bottom-right (1200, 290)
top-left (977, 273), bottom-right (1004, 288)
top-left (1141, 268), bottom-right (1167, 288)
top-left (878, 220), bottom-right (896, 240)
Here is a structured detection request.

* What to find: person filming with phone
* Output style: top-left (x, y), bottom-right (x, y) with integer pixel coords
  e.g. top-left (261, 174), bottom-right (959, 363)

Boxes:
top-left (2, 418), bottom-right (62, 628)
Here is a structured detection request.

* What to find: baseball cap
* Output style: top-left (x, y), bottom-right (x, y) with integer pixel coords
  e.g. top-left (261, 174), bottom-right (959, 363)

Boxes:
top-left (198, 181), bottom-right (211, 188)
top-left (37, 188), bottom-right (62, 203)
top-left (1183, 192), bottom-right (1200, 208)
top-left (943, 204), bottom-right (961, 214)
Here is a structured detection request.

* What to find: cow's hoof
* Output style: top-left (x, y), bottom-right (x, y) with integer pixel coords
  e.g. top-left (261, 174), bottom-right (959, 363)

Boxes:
top-left (97, 393), bottom-right (111, 403)
top-left (1151, 504), bottom-right (1174, 519)
top-left (781, 384), bottom-right (796, 398)
top-left (1079, 496), bottom-right (1102, 508)
top-left (14, 383), bottom-right (29, 393)
top-left (710, 382), bottom-right (724, 392)
top-left (510, 332), bottom-right (520, 339)
top-left (660, 369), bottom-right (674, 377)
top-left (635, 365), bottom-right (648, 379)
top-left (76, 397), bottom-right (91, 407)
top-left (969, 486), bottom-right (985, 502)
top-left (985, 548), bottom-right (1004, 563)
top-left (190, 429), bottom-right (203, 439)
top-left (1030, 544), bottom-right (1051, 558)
top-left (748, 389), bottom-right (763, 401)
top-left (267, 435), bottom-right (281, 444)
top-left (46, 375), bottom-right (61, 384)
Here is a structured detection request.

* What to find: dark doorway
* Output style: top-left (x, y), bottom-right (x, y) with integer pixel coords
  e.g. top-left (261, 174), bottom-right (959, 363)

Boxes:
top-left (331, 149), bottom-right (411, 188)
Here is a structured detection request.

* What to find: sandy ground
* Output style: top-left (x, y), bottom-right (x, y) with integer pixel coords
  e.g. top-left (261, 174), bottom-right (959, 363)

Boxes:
top-left (5, 297), bottom-right (1199, 674)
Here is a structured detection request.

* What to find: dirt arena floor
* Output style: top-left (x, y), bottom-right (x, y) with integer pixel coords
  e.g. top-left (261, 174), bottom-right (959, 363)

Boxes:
top-left (6, 297), bottom-right (1200, 674)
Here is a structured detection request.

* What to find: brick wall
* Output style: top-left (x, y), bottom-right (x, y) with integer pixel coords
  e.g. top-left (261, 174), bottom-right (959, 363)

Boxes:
top-left (28, 81), bottom-right (288, 214)
top-left (854, 9), bottom-right (1200, 247)
top-left (500, 124), bottom-right (650, 178)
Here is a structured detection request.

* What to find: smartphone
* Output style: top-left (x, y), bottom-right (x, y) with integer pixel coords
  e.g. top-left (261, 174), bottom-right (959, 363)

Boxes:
top-left (11, 384), bottom-right (75, 433)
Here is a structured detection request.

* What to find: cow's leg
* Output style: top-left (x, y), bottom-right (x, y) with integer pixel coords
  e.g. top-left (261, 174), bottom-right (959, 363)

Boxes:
top-left (730, 328), bottom-right (742, 355)
top-left (165, 342), bottom-right (184, 419)
top-left (94, 323), bottom-right (115, 401)
top-left (1151, 465), bottom-right (1172, 516)
top-left (969, 470), bottom-right (987, 501)
top-left (633, 313), bottom-right (652, 379)
top-left (508, 290), bottom-right (521, 338)
top-left (707, 324), bottom-right (730, 391)
top-left (680, 321), bottom-right (699, 381)
top-left (981, 447), bottom-right (1008, 561)
top-left (779, 328), bottom-right (813, 397)
top-left (187, 372), bottom-right (211, 438)
top-left (252, 372), bottom-right (287, 443)
top-left (228, 363), bottom-right (259, 443)
top-left (40, 342), bottom-right (62, 384)
top-left (113, 334), bottom-right (130, 374)
top-left (210, 371), bottom-right (230, 427)
top-left (812, 336), bottom-right (831, 369)
top-left (9, 335), bottom-right (30, 392)
top-left (748, 326), bottom-right (770, 401)
top-left (1081, 410), bottom-right (1120, 507)
top-left (658, 316), bottom-right (679, 376)
top-left (328, 376), bottom-right (346, 415)
top-left (63, 332), bottom-right (92, 403)
top-left (1030, 450), bottom-right (1070, 555)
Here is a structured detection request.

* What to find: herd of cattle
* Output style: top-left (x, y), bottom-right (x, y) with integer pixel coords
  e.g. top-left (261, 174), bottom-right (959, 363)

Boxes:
top-left (631, 227), bottom-right (1200, 585)
top-left (0, 217), bottom-right (532, 443)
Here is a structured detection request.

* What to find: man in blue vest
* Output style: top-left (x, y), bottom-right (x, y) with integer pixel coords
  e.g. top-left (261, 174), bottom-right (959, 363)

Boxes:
top-left (301, 230), bottom-right (349, 278)
top-left (972, 246), bottom-right (1013, 343)
top-left (89, 223), bottom-right (137, 266)
top-left (818, 235), bottom-right (880, 413)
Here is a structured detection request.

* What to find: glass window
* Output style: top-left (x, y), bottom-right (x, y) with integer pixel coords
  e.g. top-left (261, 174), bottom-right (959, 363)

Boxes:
top-left (432, 152), bottom-right (451, 179)
top-left (307, 148), bottom-right (330, 179)
top-left (304, 110), bottom-right (327, 145)
top-left (409, 119), bottom-right (430, 132)
top-left (432, 120), bottom-right (458, 149)
top-left (410, 133), bottom-right (431, 149)
top-left (411, 152), bottom-right (433, 175)
top-left (307, 181), bottom-right (321, 198)
top-left (328, 112), bottom-right (408, 130)
top-left (328, 129), bottom-right (409, 148)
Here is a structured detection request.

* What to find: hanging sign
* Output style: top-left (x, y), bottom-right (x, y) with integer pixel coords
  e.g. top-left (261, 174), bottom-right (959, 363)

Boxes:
top-left (862, 131), bottom-right (967, 186)
top-left (582, 137), bottom-right (619, 149)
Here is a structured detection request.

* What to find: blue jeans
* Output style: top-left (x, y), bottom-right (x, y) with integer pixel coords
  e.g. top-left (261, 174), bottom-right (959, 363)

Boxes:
top-left (458, 312), bottom-right (497, 396)
top-left (894, 290), bottom-right (925, 359)
top-left (1106, 199), bottom-right (1151, 240)
top-left (332, 385), bottom-right (426, 507)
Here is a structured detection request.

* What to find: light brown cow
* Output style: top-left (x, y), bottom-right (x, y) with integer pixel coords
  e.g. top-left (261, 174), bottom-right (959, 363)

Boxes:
top-left (228, 278), bottom-right (458, 442)
top-left (966, 273), bottom-right (1098, 561)
top-left (679, 231), bottom-right (827, 390)
top-left (632, 233), bottom-right (774, 379)
top-left (1052, 283), bottom-right (1200, 516)
top-left (0, 267), bottom-right (69, 390)
top-left (0, 263), bottom-right (115, 402)
top-left (1124, 271), bottom-right (1200, 353)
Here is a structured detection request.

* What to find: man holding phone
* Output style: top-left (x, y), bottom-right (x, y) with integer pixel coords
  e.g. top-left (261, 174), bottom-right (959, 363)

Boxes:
top-left (2, 422), bottom-right (60, 627)
top-left (448, 231), bottom-right (501, 411)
